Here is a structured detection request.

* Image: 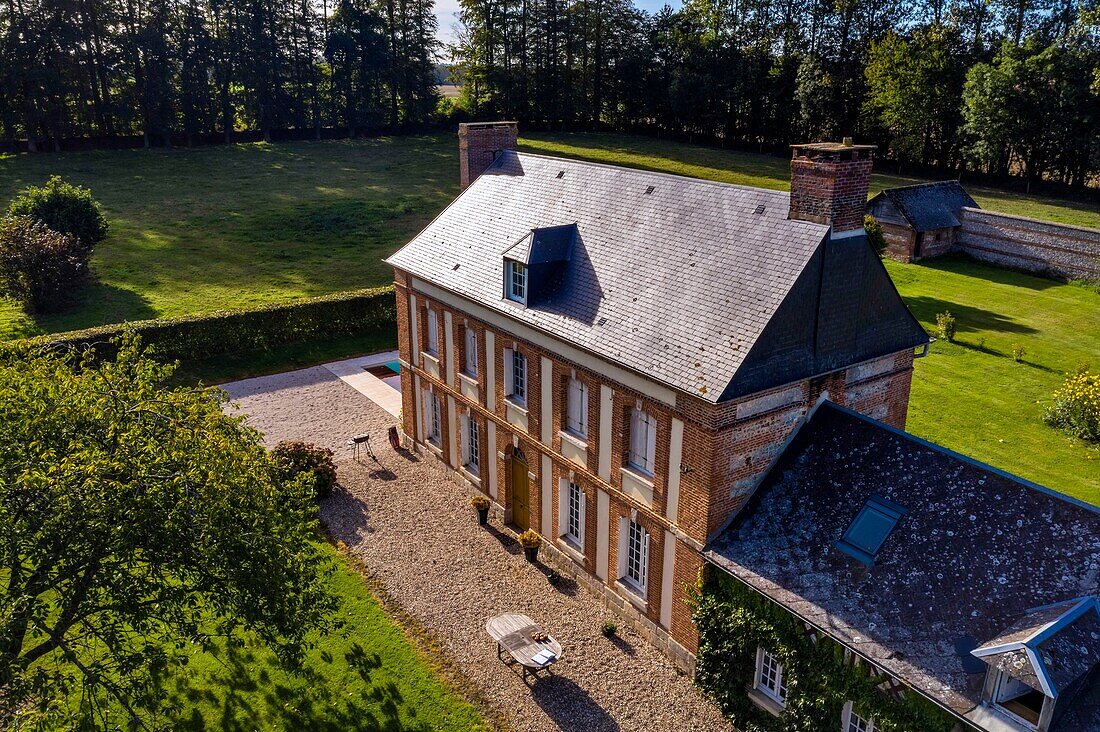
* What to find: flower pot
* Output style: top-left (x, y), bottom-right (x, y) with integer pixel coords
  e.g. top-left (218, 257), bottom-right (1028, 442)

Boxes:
top-left (477, 507), bottom-right (489, 525)
top-left (524, 546), bottom-right (539, 563)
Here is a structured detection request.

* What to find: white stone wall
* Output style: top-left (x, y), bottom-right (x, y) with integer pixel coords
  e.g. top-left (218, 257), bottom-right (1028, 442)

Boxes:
top-left (956, 207), bottom-right (1100, 280)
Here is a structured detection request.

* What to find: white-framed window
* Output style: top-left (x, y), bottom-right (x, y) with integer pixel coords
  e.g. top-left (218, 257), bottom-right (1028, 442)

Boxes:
top-left (504, 348), bottom-right (527, 405)
top-left (991, 670), bottom-right (1044, 728)
top-left (506, 260), bottom-right (527, 303)
top-left (628, 407), bottom-right (657, 475)
top-left (566, 377), bottom-right (588, 437)
top-left (566, 482), bottom-right (583, 542)
top-left (425, 307), bottom-right (439, 355)
top-left (841, 702), bottom-right (874, 732)
top-left (463, 326), bottom-right (478, 377)
top-left (424, 391), bottom-right (441, 446)
top-left (619, 519), bottom-right (649, 593)
top-left (754, 647), bottom-right (788, 706)
top-left (462, 414), bottom-right (480, 473)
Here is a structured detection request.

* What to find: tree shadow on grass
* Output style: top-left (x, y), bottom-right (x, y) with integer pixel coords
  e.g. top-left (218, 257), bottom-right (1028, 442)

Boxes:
top-left (149, 635), bottom-right (437, 732)
top-left (29, 279), bottom-right (158, 335)
top-left (914, 255), bottom-right (1062, 291)
top-left (903, 296), bottom-right (1038, 337)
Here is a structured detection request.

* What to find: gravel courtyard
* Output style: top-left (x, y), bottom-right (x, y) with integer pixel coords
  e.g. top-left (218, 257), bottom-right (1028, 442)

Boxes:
top-left (223, 365), bottom-right (731, 732)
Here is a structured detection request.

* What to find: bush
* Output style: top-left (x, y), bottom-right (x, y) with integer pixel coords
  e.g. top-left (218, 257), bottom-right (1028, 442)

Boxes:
top-left (863, 215), bottom-right (886, 257)
top-left (1043, 370), bottom-right (1100, 441)
top-left (600, 620), bottom-right (617, 637)
top-left (470, 494), bottom-right (491, 511)
top-left (935, 311), bottom-right (956, 342)
top-left (0, 216), bottom-right (87, 312)
top-left (518, 529), bottom-right (542, 549)
top-left (1012, 343), bottom-right (1026, 362)
top-left (7, 176), bottom-right (108, 256)
top-left (272, 441), bottom-right (338, 500)
top-left (8, 286), bottom-right (397, 363)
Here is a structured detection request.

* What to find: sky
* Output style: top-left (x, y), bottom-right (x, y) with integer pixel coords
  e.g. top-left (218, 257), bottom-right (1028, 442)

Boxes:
top-left (435, 0), bottom-right (682, 49)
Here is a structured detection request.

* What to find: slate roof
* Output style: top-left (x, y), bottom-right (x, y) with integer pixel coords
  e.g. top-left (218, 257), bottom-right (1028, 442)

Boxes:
top-left (387, 151), bottom-right (927, 402)
top-left (869, 181), bottom-right (978, 231)
top-left (704, 402), bottom-right (1100, 723)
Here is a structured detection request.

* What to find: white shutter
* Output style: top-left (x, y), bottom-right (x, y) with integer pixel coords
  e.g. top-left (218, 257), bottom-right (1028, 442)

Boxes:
top-left (557, 480), bottom-right (567, 538)
top-left (629, 408), bottom-right (645, 469)
top-left (426, 308), bottom-right (439, 353)
top-left (460, 412), bottom-right (470, 463)
top-left (578, 486), bottom-right (587, 544)
top-left (617, 517), bottom-right (628, 578)
top-left (579, 382), bottom-right (588, 435)
top-left (465, 328), bottom-right (477, 375)
top-left (645, 413), bottom-right (657, 473)
top-left (503, 348), bottom-right (513, 398)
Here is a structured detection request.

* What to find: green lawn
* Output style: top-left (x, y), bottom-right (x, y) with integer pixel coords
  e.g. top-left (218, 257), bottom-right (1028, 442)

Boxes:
top-left (1, 133), bottom-right (1097, 504)
top-left (60, 540), bottom-right (486, 731)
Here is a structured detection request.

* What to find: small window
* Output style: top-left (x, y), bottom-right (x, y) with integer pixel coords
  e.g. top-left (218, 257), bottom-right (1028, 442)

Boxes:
top-left (624, 520), bottom-right (648, 591)
top-left (425, 308), bottom-right (439, 355)
top-left (509, 349), bottom-right (527, 405)
top-left (836, 496), bottom-right (906, 566)
top-left (464, 415), bottom-right (480, 474)
top-left (842, 702), bottom-right (875, 732)
top-left (506, 260), bottom-right (527, 303)
top-left (425, 392), bottom-right (441, 446)
top-left (755, 648), bottom-right (788, 706)
top-left (566, 378), bottom-right (588, 438)
top-left (992, 670), bottom-right (1044, 727)
top-left (464, 326), bottom-right (478, 377)
top-left (566, 482), bottom-right (583, 543)
top-left (628, 407), bottom-right (657, 475)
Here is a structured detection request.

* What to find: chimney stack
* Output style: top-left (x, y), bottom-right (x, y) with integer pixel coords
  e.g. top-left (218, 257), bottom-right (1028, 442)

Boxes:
top-left (788, 140), bottom-right (876, 234)
top-left (459, 121), bottom-right (518, 190)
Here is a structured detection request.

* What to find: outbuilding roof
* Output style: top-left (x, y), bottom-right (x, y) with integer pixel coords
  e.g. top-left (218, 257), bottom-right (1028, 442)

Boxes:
top-left (704, 402), bottom-right (1100, 724)
top-left (868, 180), bottom-right (978, 231)
top-left (387, 151), bottom-right (927, 402)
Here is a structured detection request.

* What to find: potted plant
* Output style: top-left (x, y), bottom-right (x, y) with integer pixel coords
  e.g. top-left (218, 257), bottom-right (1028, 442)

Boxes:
top-left (470, 494), bottom-right (491, 525)
top-left (518, 529), bottom-right (542, 562)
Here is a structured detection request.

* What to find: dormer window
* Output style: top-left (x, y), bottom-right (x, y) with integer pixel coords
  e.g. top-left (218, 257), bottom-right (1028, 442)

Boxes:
top-left (991, 671), bottom-right (1044, 729)
top-left (506, 260), bottom-right (527, 303)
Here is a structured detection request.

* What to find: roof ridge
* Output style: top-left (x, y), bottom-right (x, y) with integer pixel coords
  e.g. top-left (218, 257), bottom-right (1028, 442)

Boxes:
top-left (883, 180), bottom-right (964, 195)
top-left (498, 149), bottom-right (809, 204)
top-left (817, 401), bottom-right (1100, 516)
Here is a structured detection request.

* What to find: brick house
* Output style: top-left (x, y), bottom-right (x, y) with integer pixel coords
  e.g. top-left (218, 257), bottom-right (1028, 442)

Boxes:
top-left (385, 122), bottom-right (928, 670)
top-left (866, 181), bottom-right (978, 261)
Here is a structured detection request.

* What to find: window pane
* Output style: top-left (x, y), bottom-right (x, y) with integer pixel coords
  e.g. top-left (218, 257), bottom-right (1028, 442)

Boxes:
top-left (567, 482), bottom-right (581, 541)
top-left (467, 417), bottom-right (480, 471)
top-left (512, 351), bottom-right (526, 402)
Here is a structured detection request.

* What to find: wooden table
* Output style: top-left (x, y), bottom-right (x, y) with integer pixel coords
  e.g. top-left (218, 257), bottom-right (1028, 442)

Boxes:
top-left (485, 613), bottom-right (562, 683)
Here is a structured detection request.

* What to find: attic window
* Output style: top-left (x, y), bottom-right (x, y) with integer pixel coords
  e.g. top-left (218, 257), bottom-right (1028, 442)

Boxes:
top-left (556, 170), bottom-right (565, 179)
top-left (645, 185), bottom-right (655, 195)
top-left (754, 205), bottom-right (766, 215)
top-left (835, 496), bottom-right (906, 566)
top-left (505, 260), bottom-right (527, 304)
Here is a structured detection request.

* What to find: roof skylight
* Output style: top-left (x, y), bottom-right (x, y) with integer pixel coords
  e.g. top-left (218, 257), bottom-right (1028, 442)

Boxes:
top-left (836, 495), bottom-right (906, 566)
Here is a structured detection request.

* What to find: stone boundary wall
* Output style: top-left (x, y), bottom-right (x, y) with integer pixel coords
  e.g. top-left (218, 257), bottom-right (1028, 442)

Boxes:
top-left (956, 207), bottom-right (1100, 280)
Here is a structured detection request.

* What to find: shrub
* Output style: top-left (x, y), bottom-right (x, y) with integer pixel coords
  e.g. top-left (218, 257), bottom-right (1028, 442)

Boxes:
top-left (470, 494), bottom-right (491, 511)
top-left (863, 215), bottom-right (886, 257)
top-left (600, 620), bottom-right (617, 637)
top-left (1012, 343), bottom-right (1026, 362)
top-left (7, 176), bottom-right (108, 256)
top-left (1043, 370), bottom-right (1100, 441)
top-left (8, 286), bottom-right (397, 363)
top-left (935, 311), bottom-right (956, 342)
top-left (0, 216), bottom-right (87, 312)
top-left (518, 529), bottom-right (542, 549)
top-left (272, 441), bottom-right (338, 500)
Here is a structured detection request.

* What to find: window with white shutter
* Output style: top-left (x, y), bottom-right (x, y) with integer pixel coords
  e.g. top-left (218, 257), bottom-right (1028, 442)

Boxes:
top-left (623, 519), bottom-right (649, 592)
top-left (424, 392), bottom-right (441, 446)
top-left (464, 415), bottom-right (480, 473)
top-left (506, 260), bottom-right (528, 303)
top-left (425, 308), bottom-right (439, 355)
top-left (628, 407), bottom-right (656, 474)
top-left (566, 378), bottom-right (588, 437)
top-left (463, 327), bottom-right (478, 377)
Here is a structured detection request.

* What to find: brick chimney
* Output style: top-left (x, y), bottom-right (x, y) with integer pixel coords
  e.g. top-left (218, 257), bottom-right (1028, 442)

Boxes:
top-left (788, 139), bottom-right (876, 234)
top-left (459, 121), bottom-right (518, 190)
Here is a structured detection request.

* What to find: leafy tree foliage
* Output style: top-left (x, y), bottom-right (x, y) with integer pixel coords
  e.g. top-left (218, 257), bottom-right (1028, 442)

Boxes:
top-left (0, 0), bottom-right (439, 148)
top-left (0, 336), bottom-right (335, 725)
top-left (272, 441), bottom-right (339, 500)
top-left (0, 216), bottom-right (86, 313)
top-left (6, 176), bottom-right (109, 257)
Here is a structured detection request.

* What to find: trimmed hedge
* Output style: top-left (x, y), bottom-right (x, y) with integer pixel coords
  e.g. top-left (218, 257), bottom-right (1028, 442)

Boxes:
top-left (6, 287), bottom-right (397, 362)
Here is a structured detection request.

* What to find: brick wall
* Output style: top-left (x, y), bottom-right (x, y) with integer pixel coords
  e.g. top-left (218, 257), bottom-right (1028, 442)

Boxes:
top-left (394, 274), bottom-right (917, 666)
top-left (459, 121), bottom-right (518, 190)
top-left (789, 144), bottom-right (876, 233)
top-left (956, 207), bottom-right (1100, 280)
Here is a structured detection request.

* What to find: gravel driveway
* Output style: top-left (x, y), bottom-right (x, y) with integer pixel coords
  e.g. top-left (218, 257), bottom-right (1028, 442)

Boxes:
top-left (224, 365), bottom-right (732, 732)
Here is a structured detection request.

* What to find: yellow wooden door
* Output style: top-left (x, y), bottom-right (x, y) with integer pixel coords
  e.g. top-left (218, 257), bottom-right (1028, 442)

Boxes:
top-left (511, 452), bottom-right (529, 530)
